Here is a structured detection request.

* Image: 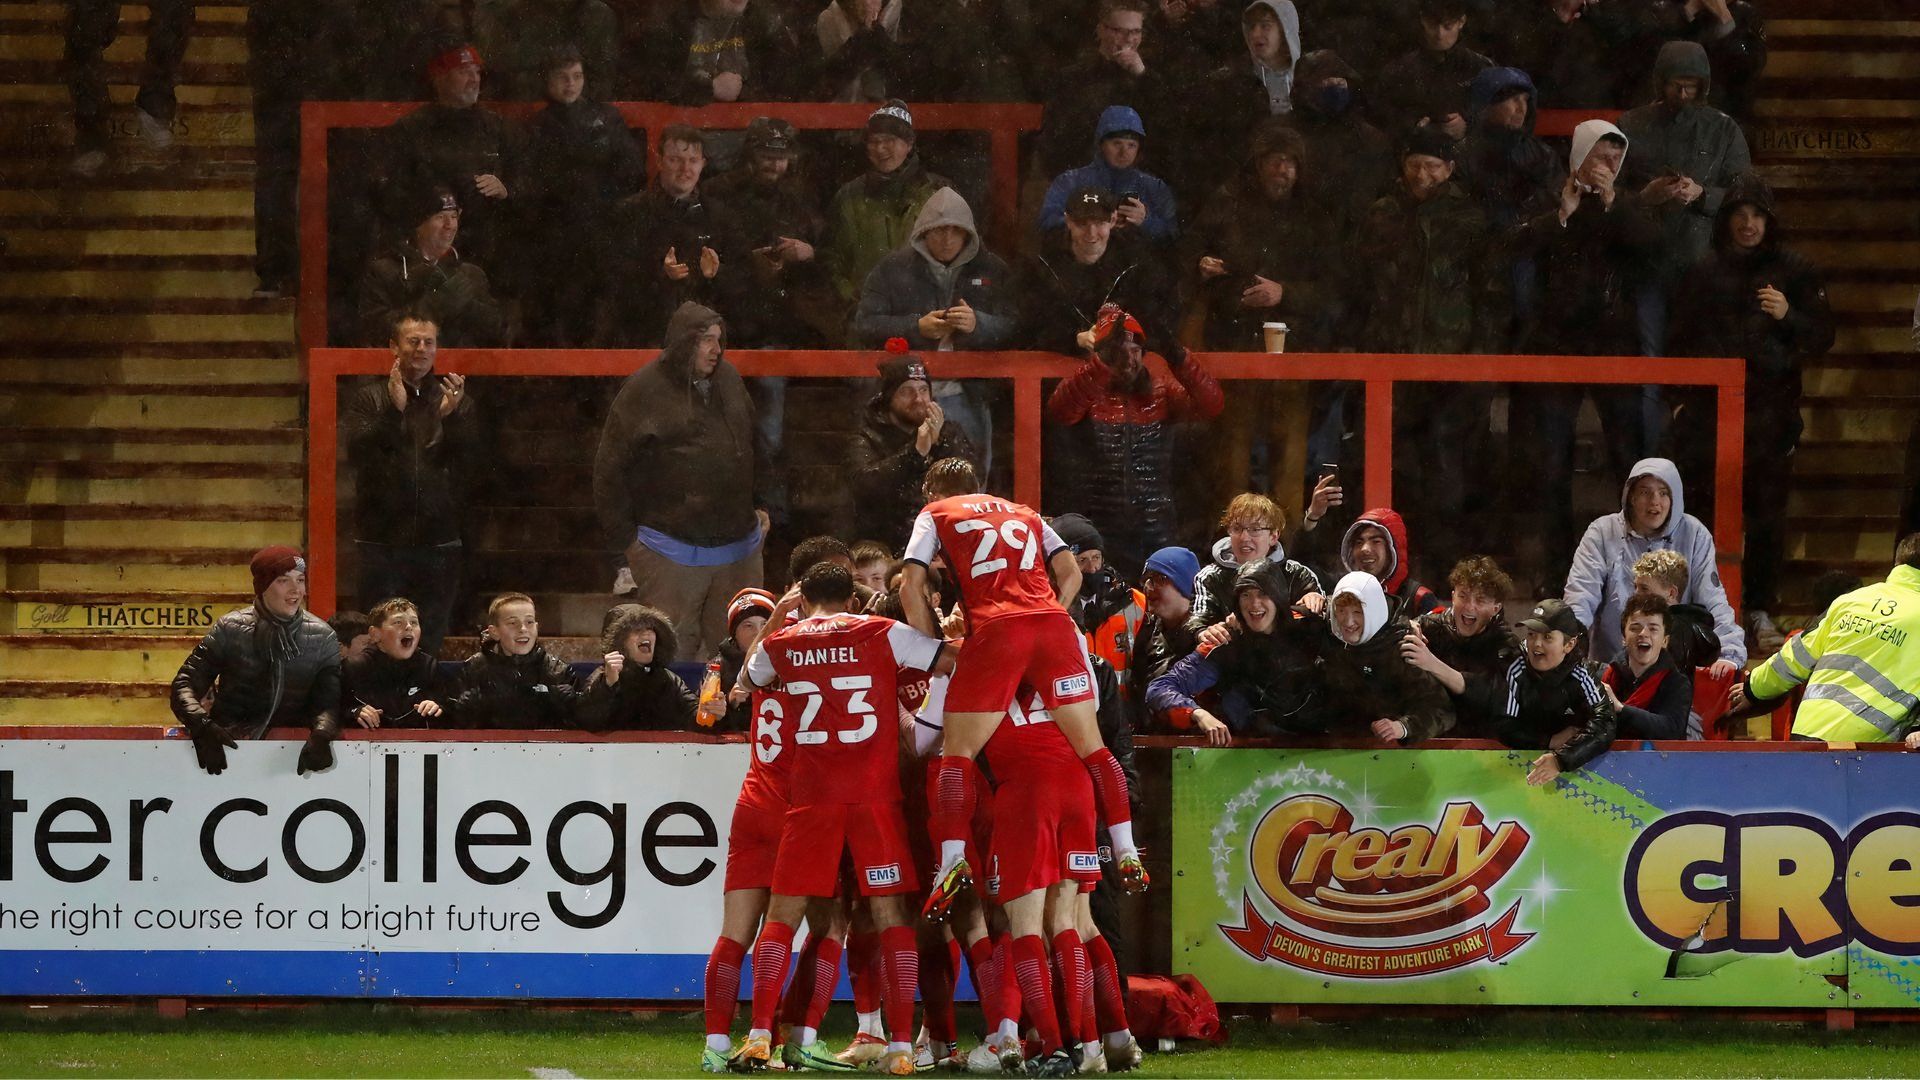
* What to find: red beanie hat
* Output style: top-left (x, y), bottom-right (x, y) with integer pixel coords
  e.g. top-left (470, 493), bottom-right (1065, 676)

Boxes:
top-left (727, 588), bottom-right (778, 637)
top-left (250, 546), bottom-right (305, 596)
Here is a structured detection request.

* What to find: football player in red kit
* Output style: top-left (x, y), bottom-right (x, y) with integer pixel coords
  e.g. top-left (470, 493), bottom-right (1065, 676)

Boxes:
top-left (899, 458), bottom-right (1146, 920)
top-left (730, 563), bottom-right (955, 1076)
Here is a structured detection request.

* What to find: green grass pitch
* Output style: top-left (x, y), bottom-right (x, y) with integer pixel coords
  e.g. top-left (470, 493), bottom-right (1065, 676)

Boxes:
top-left (3, 1006), bottom-right (1920, 1078)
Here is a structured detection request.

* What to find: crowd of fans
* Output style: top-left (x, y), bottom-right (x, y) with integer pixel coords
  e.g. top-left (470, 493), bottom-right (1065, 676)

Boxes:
top-left (145, 0), bottom-right (1920, 766)
top-left (302, 0), bottom-right (1834, 636)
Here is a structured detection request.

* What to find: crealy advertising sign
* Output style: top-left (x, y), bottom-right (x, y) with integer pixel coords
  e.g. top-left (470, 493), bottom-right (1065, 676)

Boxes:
top-left (0, 738), bottom-right (747, 998)
top-left (1218, 796), bottom-right (1533, 978)
top-left (1174, 748), bottom-right (1920, 1008)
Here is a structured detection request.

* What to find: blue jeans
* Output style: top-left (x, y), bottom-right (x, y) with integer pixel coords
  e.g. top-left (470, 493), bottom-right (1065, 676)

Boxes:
top-left (356, 540), bottom-right (462, 654)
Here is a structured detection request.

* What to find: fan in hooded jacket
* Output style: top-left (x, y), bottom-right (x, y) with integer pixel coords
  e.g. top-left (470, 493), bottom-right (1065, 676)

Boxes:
top-left (591, 302), bottom-right (771, 660)
top-left (1309, 572), bottom-right (1456, 743)
top-left (1303, 507), bottom-right (1443, 620)
top-left (1564, 457), bottom-right (1744, 672)
top-left (1146, 558), bottom-right (1321, 742)
top-left (1669, 175), bottom-right (1834, 626)
top-left (578, 604), bottom-right (698, 731)
top-left (1038, 105), bottom-right (1178, 242)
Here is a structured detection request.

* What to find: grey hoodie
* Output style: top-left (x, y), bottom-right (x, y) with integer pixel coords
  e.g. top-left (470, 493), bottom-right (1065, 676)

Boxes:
top-left (854, 187), bottom-right (1016, 352)
top-left (1563, 457), bottom-right (1745, 667)
top-left (1242, 0), bottom-right (1301, 115)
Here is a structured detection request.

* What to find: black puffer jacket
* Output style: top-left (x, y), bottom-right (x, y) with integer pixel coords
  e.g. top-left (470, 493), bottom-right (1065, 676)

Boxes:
top-left (342, 649), bottom-right (445, 728)
top-left (450, 641), bottom-right (585, 729)
top-left (578, 604), bottom-right (698, 732)
top-left (1186, 535), bottom-right (1321, 636)
top-left (171, 607), bottom-right (342, 740)
top-left (1416, 608), bottom-right (1519, 738)
top-left (1463, 655), bottom-right (1619, 771)
top-left (1017, 229), bottom-right (1176, 357)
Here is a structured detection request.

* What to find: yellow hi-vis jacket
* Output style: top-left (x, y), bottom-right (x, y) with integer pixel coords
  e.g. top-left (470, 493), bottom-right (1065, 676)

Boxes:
top-left (1749, 564), bottom-right (1920, 743)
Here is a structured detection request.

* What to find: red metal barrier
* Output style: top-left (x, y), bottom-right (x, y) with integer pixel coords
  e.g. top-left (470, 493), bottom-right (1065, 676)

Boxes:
top-left (305, 347), bottom-right (1744, 619)
top-left (297, 100), bottom-right (1043, 351)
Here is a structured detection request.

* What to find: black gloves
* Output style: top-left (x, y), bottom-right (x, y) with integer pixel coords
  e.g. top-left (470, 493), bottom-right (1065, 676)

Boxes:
top-left (189, 723), bottom-right (238, 775)
top-left (296, 733), bottom-right (335, 776)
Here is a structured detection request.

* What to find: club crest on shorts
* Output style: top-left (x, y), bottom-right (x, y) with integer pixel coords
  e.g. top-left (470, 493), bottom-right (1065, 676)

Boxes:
top-left (1053, 672), bottom-right (1092, 699)
top-left (865, 863), bottom-right (902, 888)
top-left (987, 855), bottom-right (1001, 897)
top-left (1069, 851), bottom-right (1101, 873)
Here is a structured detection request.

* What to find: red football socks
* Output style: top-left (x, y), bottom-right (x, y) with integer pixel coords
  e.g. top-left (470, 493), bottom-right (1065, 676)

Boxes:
top-left (1012, 934), bottom-right (1063, 1055)
top-left (848, 928), bottom-right (881, 1014)
top-left (921, 934), bottom-right (958, 1045)
top-left (1087, 933), bottom-right (1129, 1035)
top-left (1083, 749), bottom-right (1133, 832)
top-left (803, 936), bottom-right (844, 1030)
top-left (704, 935), bottom-right (747, 1037)
top-left (880, 925), bottom-right (920, 1044)
top-left (930, 755), bottom-right (980, 851)
top-left (1051, 930), bottom-right (1091, 1046)
top-left (967, 936), bottom-right (1001, 1030)
top-left (748, 920), bottom-right (796, 1033)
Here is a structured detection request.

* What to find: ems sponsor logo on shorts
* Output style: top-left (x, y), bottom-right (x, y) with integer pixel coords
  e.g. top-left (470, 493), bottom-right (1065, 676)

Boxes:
top-left (1053, 672), bottom-right (1092, 699)
top-left (1069, 851), bottom-right (1101, 873)
top-left (865, 863), bottom-right (902, 888)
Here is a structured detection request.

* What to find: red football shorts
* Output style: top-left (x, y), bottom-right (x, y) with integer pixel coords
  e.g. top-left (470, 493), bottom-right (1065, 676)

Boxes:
top-left (724, 797), bottom-right (786, 892)
top-left (946, 611), bottom-right (1096, 715)
top-left (773, 801), bottom-right (920, 898)
top-left (985, 768), bottom-right (1100, 902)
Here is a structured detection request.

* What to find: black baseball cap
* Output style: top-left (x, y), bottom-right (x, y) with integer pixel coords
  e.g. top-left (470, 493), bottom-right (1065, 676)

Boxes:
top-left (1519, 599), bottom-right (1585, 638)
top-left (1065, 186), bottom-right (1117, 221)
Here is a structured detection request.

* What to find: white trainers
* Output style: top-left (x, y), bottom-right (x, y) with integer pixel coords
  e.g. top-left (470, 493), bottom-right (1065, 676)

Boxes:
top-left (135, 106), bottom-right (174, 149)
top-left (612, 565), bottom-right (638, 596)
top-left (964, 1042), bottom-right (1006, 1075)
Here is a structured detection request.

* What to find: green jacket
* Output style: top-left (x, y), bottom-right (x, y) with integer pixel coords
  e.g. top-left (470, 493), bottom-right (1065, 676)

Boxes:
top-left (822, 155), bottom-right (947, 312)
top-left (1357, 181), bottom-right (1504, 355)
top-left (1750, 564), bottom-right (1920, 743)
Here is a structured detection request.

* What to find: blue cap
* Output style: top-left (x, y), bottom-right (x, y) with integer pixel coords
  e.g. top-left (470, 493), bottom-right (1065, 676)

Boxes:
top-left (1143, 546), bottom-right (1200, 599)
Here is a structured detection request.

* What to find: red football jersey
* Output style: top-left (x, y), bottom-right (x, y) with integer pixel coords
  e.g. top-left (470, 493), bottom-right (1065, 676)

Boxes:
top-left (983, 686), bottom-right (1081, 783)
top-left (736, 684), bottom-right (799, 813)
top-left (905, 494), bottom-right (1068, 630)
top-left (746, 612), bottom-right (946, 807)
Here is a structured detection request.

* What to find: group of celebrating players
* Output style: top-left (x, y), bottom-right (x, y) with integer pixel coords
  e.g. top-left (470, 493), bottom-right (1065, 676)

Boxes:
top-left (702, 457), bottom-right (1149, 1077)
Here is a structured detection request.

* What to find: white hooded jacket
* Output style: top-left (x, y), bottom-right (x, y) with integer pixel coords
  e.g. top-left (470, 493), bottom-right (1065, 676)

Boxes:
top-left (1330, 571), bottom-right (1389, 646)
top-left (1562, 457), bottom-right (1745, 667)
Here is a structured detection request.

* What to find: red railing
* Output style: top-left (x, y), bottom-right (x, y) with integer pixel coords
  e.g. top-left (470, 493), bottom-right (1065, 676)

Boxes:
top-left (305, 347), bottom-right (1744, 619)
top-left (297, 100), bottom-right (1043, 351)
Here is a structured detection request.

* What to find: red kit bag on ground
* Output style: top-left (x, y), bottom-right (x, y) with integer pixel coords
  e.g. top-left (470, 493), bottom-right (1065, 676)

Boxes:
top-left (1124, 974), bottom-right (1228, 1045)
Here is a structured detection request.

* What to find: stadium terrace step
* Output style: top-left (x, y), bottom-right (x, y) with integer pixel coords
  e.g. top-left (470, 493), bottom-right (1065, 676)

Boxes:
top-left (0, 29), bottom-right (247, 66)
top-left (0, 634), bottom-right (204, 682)
top-left (0, 683), bottom-right (171, 727)
top-left (2, 546), bottom-right (283, 591)
top-left (1, 226), bottom-right (255, 259)
top-left (5, 470), bottom-right (302, 509)
top-left (0, 102), bottom-right (254, 151)
top-left (0, 512), bottom-right (300, 551)
top-left (1, 587), bottom-right (253, 632)
top-left (0, 354), bottom-right (298, 384)
top-left (0, 267), bottom-right (261, 299)
top-left (1, 389), bottom-right (300, 429)
top-left (0, 428), bottom-right (303, 465)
